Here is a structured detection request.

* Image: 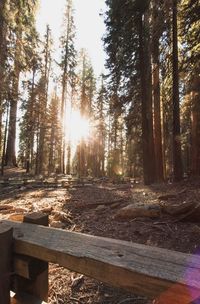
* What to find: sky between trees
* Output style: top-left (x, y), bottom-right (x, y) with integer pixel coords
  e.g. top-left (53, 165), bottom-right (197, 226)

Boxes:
top-left (36, 0), bottom-right (107, 76)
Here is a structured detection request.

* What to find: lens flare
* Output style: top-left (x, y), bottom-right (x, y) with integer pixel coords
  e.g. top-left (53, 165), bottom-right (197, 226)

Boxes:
top-left (66, 109), bottom-right (90, 145)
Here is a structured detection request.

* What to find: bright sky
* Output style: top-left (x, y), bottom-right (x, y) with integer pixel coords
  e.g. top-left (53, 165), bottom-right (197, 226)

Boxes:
top-left (36, 0), bottom-right (107, 76)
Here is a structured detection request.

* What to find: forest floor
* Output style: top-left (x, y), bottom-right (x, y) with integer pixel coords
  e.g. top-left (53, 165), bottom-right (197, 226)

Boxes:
top-left (1, 170), bottom-right (200, 304)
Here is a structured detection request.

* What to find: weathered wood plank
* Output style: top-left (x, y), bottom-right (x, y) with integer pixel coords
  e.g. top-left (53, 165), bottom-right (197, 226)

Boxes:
top-left (0, 223), bottom-right (13, 304)
top-left (13, 214), bottom-right (48, 302)
top-left (4, 220), bottom-right (200, 303)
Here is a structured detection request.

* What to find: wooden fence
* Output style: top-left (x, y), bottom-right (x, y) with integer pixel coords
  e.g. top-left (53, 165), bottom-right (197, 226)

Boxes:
top-left (0, 212), bottom-right (200, 304)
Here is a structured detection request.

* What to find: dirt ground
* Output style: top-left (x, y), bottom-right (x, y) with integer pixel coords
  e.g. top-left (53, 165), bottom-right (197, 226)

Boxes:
top-left (1, 171), bottom-right (200, 304)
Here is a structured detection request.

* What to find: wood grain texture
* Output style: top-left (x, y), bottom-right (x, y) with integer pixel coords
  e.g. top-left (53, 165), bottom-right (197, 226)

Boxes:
top-left (4, 220), bottom-right (200, 303)
top-left (23, 213), bottom-right (49, 226)
top-left (24, 213), bottom-right (48, 302)
top-left (14, 255), bottom-right (48, 279)
top-left (0, 223), bottom-right (13, 304)
top-left (12, 214), bottom-right (48, 302)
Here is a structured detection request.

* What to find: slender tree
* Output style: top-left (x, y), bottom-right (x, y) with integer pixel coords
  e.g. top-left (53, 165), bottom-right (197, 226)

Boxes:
top-left (60, 0), bottom-right (76, 174)
top-left (35, 25), bottom-right (52, 174)
top-left (1, 102), bottom-right (9, 175)
top-left (94, 76), bottom-right (107, 176)
top-left (77, 50), bottom-right (95, 177)
top-left (138, 5), bottom-right (156, 184)
top-left (5, 17), bottom-right (22, 166)
top-left (48, 90), bottom-right (62, 174)
top-left (151, 0), bottom-right (164, 181)
top-left (0, 0), bottom-right (7, 156)
top-left (172, 0), bottom-right (183, 181)
top-left (19, 53), bottom-right (40, 172)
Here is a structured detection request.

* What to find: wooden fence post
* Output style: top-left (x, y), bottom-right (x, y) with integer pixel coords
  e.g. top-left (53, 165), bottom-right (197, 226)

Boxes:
top-left (0, 223), bottom-right (13, 304)
top-left (14, 213), bottom-right (49, 302)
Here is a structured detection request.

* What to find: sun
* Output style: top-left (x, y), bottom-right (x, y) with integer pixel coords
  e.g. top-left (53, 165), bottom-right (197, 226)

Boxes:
top-left (67, 110), bottom-right (90, 145)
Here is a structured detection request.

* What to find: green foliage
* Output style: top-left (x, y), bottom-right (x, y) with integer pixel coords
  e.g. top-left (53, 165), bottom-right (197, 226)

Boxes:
top-left (60, 0), bottom-right (77, 91)
top-left (77, 49), bottom-right (96, 117)
top-left (104, 0), bottom-right (144, 177)
top-left (180, 0), bottom-right (200, 71)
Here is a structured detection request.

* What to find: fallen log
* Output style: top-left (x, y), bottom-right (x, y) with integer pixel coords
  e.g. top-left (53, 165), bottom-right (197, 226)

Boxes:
top-left (174, 204), bottom-right (200, 222)
top-left (161, 201), bottom-right (200, 222)
top-left (77, 199), bottom-right (125, 209)
top-left (114, 204), bottom-right (160, 221)
top-left (161, 201), bottom-right (196, 216)
top-left (158, 194), bottom-right (177, 200)
top-left (158, 189), bottom-right (187, 201)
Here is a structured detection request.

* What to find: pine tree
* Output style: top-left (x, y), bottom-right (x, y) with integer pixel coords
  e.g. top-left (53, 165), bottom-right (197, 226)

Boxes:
top-left (93, 76), bottom-right (107, 177)
top-left (5, 0), bottom-right (38, 166)
top-left (48, 90), bottom-right (62, 174)
top-left (60, 0), bottom-right (76, 174)
top-left (180, 0), bottom-right (200, 175)
top-left (19, 52), bottom-right (40, 173)
top-left (77, 50), bottom-right (96, 177)
top-left (104, 0), bottom-right (156, 184)
top-left (35, 25), bottom-right (52, 174)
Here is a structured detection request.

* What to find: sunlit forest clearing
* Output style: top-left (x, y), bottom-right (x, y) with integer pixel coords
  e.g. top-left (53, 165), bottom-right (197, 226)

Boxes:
top-left (0, 0), bottom-right (199, 181)
top-left (0, 0), bottom-right (200, 303)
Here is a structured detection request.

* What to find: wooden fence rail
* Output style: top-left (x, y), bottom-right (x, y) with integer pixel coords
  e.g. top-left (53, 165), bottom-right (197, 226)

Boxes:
top-left (1, 213), bottom-right (200, 303)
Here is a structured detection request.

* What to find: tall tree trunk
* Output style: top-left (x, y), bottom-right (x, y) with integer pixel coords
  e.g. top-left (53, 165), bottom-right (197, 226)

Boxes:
top-left (61, 2), bottom-right (72, 174)
top-left (35, 136), bottom-right (39, 175)
top-left (191, 105), bottom-right (200, 175)
top-left (66, 143), bottom-right (71, 174)
top-left (100, 132), bottom-right (105, 176)
top-left (26, 68), bottom-right (36, 172)
top-left (6, 96), bottom-right (18, 166)
top-left (190, 76), bottom-right (200, 175)
top-left (0, 110), bottom-right (2, 156)
top-left (5, 37), bottom-right (21, 167)
top-left (66, 90), bottom-right (74, 175)
top-left (61, 75), bottom-right (67, 174)
top-left (38, 25), bottom-right (51, 174)
top-left (0, 0), bottom-right (7, 156)
top-left (79, 56), bottom-right (87, 177)
top-left (1, 103), bottom-right (9, 175)
top-left (172, 0), bottom-right (182, 181)
top-left (107, 111), bottom-right (111, 177)
top-left (152, 1), bottom-right (164, 182)
top-left (48, 123), bottom-right (55, 174)
top-left (112, 112), bottom-right (118, 177)
top-left (161, 86), bottom-right (167, 180)
top-left (119, 123), bottom-right (124, 175)
top-left (138, 11), bottom-right (156, 185)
